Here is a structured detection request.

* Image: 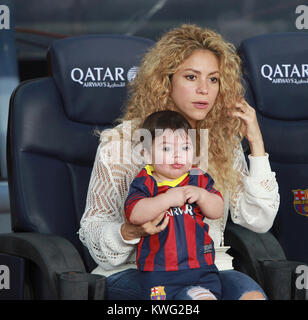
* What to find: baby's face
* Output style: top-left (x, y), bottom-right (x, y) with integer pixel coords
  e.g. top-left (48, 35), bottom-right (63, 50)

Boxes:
top-left (150, 129), bottom-right (194, 180)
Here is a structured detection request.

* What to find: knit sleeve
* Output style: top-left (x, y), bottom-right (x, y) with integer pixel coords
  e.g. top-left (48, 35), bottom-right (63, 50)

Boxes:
top-left (229, 144), bottom-right (280, 233)
top-left (78, 124), bottom-right (143, 270)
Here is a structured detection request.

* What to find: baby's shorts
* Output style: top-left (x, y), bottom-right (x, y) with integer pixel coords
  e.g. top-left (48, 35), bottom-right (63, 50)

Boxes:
top-left (139, 266), bottom-right (222, 300)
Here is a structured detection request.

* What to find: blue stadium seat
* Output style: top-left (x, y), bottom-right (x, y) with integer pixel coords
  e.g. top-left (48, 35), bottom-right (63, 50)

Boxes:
top-left (0, 34), bottom-right (154, 299)
top-left (226, 32), bottom-right (308, 300)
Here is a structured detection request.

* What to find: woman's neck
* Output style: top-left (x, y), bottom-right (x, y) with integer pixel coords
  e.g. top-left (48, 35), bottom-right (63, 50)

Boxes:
top-left (189, 119), bottom-right (197, 129)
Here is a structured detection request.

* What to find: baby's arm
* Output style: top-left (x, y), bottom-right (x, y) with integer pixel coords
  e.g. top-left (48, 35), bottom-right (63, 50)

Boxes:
top-left (196, 188), bottom-right (223, 219)
top-left (183, 186), bottom-right (223, 219)
top-left (129, 187), bottom-right (187, 225)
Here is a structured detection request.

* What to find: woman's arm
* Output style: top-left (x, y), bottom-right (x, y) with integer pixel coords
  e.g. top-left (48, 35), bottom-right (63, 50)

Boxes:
top-left (229, 144), bottom-right (280, 233)
top-left (79, 141), bottom-right (139, 268)
top-left (121, 212), bottom-right (169, 240)
top-left (227, 100), bottom-right (279, 233)
top-left (79, 125), bottom-right (167, 269)
top-left (229, 100), bottom-right (265, 157)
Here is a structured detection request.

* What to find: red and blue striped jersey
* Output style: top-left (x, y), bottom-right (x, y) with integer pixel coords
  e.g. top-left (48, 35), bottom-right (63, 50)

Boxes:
top-left (124, 165), bottom-right (223, 272)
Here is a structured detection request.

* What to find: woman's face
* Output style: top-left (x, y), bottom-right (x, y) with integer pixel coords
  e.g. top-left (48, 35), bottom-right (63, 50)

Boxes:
top-left (171, 50), bottom-right (220, 128)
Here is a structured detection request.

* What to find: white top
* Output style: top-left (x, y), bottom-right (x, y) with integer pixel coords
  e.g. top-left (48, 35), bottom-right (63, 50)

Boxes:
top-left (79, 122), bottom-right (280, 276)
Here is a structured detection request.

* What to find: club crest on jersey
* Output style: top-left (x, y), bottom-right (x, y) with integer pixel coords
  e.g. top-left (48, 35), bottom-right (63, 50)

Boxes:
top-left (292, 189), bottom-right (308, 216)
top-left (150, 286), bottom-right (166, 300)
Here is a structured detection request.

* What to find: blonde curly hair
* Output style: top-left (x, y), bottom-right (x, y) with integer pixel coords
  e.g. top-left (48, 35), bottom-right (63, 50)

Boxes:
top-left (121, 24), bottom-right (245, 195)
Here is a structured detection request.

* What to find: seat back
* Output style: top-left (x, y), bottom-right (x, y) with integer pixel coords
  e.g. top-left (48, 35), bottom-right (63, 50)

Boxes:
top-left (8, 34), bottom-right (154, 271)
top-left (238, 32), bottom-right (308, 263)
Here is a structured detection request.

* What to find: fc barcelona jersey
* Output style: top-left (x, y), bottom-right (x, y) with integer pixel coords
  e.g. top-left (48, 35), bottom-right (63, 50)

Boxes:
top-left (124, 165), bottom-right (223, 272)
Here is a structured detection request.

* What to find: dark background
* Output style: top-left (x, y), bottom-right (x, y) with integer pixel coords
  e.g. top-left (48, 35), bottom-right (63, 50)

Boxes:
top-left (14, 0), bottom-right (306, 61)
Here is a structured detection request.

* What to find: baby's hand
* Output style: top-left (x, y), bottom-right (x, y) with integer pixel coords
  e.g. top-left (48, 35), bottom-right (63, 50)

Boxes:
top-left (165, 187), bottom-right (187, 207)
top-left (182, 186), bottom-right (204, 204)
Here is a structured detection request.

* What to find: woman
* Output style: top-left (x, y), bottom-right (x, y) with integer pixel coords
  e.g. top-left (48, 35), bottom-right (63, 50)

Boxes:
top-left (79, 24), bottom-right (279, 300)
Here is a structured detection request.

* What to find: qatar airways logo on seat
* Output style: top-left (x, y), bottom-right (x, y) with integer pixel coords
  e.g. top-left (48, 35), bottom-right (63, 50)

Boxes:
top-left (71, 66), bottom-right (139, 88)
top-left (261, 64), bottom-right (308, 84)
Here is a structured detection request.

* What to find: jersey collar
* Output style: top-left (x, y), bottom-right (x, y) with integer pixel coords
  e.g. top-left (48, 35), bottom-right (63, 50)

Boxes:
top-left (145, 165), bottom-right (188, 187)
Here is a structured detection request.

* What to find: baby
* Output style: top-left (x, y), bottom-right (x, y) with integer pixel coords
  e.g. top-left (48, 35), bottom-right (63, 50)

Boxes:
top-left (124, 110), bottom-right (224, 300)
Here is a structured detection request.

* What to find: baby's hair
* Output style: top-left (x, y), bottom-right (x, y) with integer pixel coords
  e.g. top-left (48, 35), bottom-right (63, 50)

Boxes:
top-left (141, 110), bottom-right (192, 151)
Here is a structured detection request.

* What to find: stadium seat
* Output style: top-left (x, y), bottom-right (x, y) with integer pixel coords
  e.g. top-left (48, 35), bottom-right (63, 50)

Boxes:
top-left (0, 34), bottom-right (154, 299)
top-left (225, 32), bottom-right (308, 300)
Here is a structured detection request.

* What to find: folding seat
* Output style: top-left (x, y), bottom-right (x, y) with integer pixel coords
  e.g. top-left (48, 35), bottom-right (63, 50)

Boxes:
top-left (225, 32), bottom-right (308, 300)
top-left (0, 34), bottom-right (154, 299)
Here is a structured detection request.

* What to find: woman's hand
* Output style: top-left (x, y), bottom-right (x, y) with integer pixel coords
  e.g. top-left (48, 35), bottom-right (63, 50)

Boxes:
top-left (228, 100), bottom-right (266, 156)
top-left (121, 212), bottom-right (169, 241)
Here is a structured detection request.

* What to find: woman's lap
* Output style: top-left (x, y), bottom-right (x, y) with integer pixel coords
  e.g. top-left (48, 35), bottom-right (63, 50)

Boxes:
top-left (106, 268), bottom-right (267, 300)
top-left (219, 269), bottom-right (267, 300)
top-left (106, 269), bottom-right (142, 300)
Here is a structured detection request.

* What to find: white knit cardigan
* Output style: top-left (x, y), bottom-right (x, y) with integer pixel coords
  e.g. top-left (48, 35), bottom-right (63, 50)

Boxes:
top-left (79, 122), bottom-right (280, 276)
